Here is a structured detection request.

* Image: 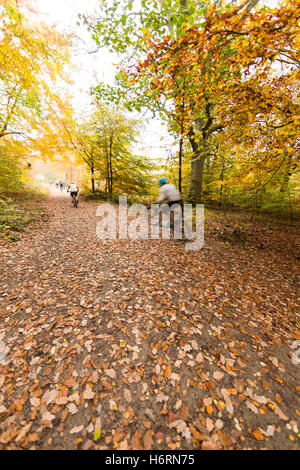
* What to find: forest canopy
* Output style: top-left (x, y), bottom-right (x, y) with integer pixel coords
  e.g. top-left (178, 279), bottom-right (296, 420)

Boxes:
top-left (85, 0), bottom-right (299, 214)
top-left (0, 0), bottom-right (299, 216)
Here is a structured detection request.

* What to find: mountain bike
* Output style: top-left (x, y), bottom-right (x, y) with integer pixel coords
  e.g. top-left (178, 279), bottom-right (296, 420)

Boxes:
top-left (72, 195), bottom-right (79, 208)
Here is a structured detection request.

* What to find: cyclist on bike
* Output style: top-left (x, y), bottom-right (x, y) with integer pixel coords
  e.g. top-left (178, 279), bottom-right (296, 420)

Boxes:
top-left (155, 177), bottom-right (183, 232)
top-left (67, 182), bottom-right (80, 206)
top-left (157, 177), bottom-right (182, 207)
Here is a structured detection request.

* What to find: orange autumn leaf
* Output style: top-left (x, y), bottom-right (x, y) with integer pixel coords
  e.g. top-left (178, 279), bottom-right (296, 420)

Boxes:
top-left (143, 430), bottom-right (154, 450)
top-left (164, 364), bottom-right (172, 378)
top-left (276, 394), bottom-right (283, 404)
top-left (253, 430), bottom-right (264, 441)
top-left (188, 423), bottom-right (205, 441)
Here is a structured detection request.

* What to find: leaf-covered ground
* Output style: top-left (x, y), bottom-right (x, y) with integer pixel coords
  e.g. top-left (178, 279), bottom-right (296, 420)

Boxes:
top-left (0, 192), bottom-right (299, 450)
top-left (0, 196), bottom-right (47, 242)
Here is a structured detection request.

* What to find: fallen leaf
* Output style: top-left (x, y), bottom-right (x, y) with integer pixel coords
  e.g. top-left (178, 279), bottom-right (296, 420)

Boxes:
top-left (143, 430), bottom-right (153, 450)
top-left (15, 423), bottom-right (32, 443)
top-left (213, 371), bottom-right (224, 381)
top-left (253, 430), bottom-right (264, 441)
top-left (93, 427), bottom-right (102, 441)
top-left (124, 388), bottom-right (132, 402)
top-left (131, 429), bottom-right (142, 450)
top-left (70, 425), bottom-right (83, 434)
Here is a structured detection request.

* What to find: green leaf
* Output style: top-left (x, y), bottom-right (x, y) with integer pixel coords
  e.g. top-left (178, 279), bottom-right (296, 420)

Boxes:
top-left (93, 427), bottom-right (102, 441)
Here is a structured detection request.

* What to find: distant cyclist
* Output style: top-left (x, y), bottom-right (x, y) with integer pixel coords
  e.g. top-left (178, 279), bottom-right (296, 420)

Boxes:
top-left (67, 182), bottom-right (80, 206)
top-left (156, 178), bottom-right (183, 233)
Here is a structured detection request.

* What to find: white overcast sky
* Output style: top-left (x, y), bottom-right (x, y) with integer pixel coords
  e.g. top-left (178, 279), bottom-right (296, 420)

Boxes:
top-left (36, 0), bottom-right (174, 161)
top-left (38, 0), bottom-right (117, 102)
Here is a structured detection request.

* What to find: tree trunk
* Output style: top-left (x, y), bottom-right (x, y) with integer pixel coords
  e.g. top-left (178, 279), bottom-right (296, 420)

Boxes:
top-left (188, 124), bottom-right (207, 204)
top-left (178, 136), bottom-right (183, 194)
top-left (91, 163), bottom-right (95, 193)
top-left (105, 153), bottom-right (109, 194)
top-left (104, 138), bottom-right (110, 195)
top-left (188, 108), bottom-right (223, 203)
top-left (190, 152), bottom-right (206, 204)
top-left (109, 135), bottom-right (113, 196)
top-left (219, 156), bottom-right (225, 207)
top-left (0, 89), bottom-right (22, 138)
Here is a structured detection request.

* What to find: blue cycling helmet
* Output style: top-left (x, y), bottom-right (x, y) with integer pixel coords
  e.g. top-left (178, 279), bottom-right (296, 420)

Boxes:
top-left (159, 177), bottom-right (167, 186)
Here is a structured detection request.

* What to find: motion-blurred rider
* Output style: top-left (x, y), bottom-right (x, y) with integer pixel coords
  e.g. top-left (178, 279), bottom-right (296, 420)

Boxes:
top-left (156, 177), bottom-right (183, 232)
top-left (157, 177), bottom-right (182, 207)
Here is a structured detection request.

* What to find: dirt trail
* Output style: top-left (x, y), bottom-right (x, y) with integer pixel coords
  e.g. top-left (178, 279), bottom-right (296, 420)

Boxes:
top-left (0, 192), bottom-right (299, 449)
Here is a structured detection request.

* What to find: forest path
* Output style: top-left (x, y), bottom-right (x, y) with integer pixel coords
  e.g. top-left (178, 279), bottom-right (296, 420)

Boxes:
top-left (0, 191), bottom-right (299, 449)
